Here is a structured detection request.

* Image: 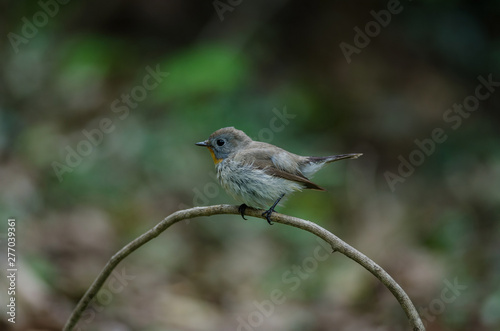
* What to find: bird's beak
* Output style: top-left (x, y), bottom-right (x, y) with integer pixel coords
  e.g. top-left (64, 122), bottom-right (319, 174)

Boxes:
top-left (195, 140), bottom-right (209, 147)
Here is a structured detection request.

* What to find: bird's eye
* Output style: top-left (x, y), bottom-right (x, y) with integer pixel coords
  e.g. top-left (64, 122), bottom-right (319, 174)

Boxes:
top-left (216, 139), bottom-right (225, 146)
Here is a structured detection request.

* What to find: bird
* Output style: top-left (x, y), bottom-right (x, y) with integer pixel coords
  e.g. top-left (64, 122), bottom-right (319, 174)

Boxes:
top-left (196, 127), bottom-right (362, 224)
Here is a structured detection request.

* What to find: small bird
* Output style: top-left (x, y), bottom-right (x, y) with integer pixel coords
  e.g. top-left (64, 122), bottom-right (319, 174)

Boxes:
top-left (196, 127), bottom-right (362, 224)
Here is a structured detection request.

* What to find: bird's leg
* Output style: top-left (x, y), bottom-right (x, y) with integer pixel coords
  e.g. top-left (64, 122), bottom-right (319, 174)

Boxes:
top-left (262, 194), bottom-right (285, 225)
top-left (238, 204), bottom-right (248, 220)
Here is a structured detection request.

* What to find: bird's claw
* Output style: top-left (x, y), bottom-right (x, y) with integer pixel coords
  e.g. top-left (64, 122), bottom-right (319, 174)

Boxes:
top-left (261, 194), bottom-right (284, 225)
top-left (238, 204), bottom-right (248, 220)
top-left (262, 209), bottom-right (274, 225)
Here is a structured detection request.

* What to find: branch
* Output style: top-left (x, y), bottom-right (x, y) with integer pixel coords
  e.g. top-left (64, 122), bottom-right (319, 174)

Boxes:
top-left (63, 205), bottom-right (425, 331)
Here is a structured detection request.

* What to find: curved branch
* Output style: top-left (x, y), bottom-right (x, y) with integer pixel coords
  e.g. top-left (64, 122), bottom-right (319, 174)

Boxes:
top-left (63, 205), bottom-right (425, 331)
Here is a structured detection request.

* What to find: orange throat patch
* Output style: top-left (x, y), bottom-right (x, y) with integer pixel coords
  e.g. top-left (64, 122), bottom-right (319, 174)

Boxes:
top-left (208, 147), bottom-right (222, 164)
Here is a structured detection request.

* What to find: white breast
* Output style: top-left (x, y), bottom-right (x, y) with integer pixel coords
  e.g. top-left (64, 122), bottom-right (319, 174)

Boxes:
top-left (216, 160), bottom-right (303, 209)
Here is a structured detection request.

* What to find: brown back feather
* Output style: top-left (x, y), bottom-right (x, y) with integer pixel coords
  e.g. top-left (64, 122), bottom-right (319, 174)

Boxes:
top-left (233, 148), bottom-right (326, 191)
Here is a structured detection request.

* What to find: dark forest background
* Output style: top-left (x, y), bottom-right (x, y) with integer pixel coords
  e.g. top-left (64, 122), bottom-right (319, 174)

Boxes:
top-left (1, 0), bottom-right (499, 330)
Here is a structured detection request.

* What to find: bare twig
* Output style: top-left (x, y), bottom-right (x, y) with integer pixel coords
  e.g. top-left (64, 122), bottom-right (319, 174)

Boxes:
top-left (63, 205), bottom-right (425, 331)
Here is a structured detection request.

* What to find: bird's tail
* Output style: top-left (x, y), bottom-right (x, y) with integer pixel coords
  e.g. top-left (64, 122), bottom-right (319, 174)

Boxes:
top-left (308, 153), bottom-right (363, 164)
top-left (300, 153), bottom-right (362, 177)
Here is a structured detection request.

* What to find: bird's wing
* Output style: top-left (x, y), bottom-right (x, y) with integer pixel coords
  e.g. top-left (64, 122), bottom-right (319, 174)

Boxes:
top-left (233, 147), bottom-right (325, 191)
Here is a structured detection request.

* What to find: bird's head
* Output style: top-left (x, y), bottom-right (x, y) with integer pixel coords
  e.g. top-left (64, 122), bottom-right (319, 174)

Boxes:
top-left (196, 127), bottom-right (252, 164)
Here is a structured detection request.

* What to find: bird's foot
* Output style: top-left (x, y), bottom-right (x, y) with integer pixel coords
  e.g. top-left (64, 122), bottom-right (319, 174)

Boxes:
top-left (238, 204), bottom-right (248, 220)
top-left (262, 194), bottom-right (285, 225)
top-left (262, 208), bottom-right (275, 225)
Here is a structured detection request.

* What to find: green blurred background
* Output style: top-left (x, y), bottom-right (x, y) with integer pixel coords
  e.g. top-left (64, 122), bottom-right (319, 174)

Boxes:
top-left (1, 0), bottom-right (499, 330)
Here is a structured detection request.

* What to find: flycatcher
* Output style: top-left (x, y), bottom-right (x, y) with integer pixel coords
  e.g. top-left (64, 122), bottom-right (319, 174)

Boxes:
top-left (196, 127), bottom-right (362, 224)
